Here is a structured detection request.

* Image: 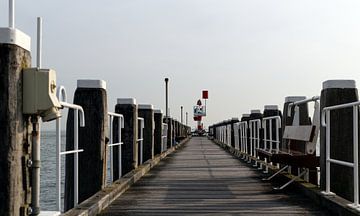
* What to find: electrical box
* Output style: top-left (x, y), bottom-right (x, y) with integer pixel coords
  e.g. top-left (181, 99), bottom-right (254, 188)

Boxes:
top-left (23, 68), bottom-right (61, 122)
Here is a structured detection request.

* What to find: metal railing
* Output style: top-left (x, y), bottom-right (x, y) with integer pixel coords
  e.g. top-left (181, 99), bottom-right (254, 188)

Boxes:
top-left (56, 86), bottom-right (85, 212)
top-left (138, 117), bottom-right (145, 164)
top-left (234, 122), bottom-right (240, 150)
top-left (249, 119), bottom-right (261, 160)
top-left (162, 123), bottom-right (168, 152)
top-left (321, 100), bottom-right (360, 210)
top-left (239, 122), bottom-right (248, 155)
top-left (262, 116), bottom-right (281, 153)
top-left (227, 124), bottom-right (231, 146)
top-left (108, 112), bottom-right (124, 183)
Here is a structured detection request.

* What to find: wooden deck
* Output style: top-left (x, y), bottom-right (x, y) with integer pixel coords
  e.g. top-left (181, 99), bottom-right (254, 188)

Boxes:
top-left (99, 137), bottom-right (328, 215)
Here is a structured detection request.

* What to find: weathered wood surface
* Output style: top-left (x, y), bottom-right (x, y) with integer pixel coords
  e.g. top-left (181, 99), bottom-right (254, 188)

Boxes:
top-left (99, 137), bottom-right (328, 215)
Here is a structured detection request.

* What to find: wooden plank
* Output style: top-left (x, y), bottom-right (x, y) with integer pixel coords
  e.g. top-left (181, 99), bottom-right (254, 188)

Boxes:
top-left (99, 137), bottom-right (328, 215)
top-left (283, 125), bottom-right (315, 142)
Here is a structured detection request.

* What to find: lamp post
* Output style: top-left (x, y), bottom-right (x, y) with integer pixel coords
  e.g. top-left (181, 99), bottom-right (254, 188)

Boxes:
top-left (181, 106), bottom-right (183, 124)
top-left (186, 112), bottom-right (188, 126)
top-left (165, 78), bottom-right (169, 117)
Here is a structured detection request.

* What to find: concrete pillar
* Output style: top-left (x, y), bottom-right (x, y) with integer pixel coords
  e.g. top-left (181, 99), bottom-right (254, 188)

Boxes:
top-left (0, 38), bottom-right (32, 215)
top-left (115, 98), bottom-right (138, 176)
top-left (138, 104), bottom-right (154, 162)
top-left (64, 80), bottom-right (108, 210)
top-left (320, 80), bottom-right (358, 201)
top-left (154, 109), bottom-right (163, 155)
top-left (164, 117), bottom-right (173, 148)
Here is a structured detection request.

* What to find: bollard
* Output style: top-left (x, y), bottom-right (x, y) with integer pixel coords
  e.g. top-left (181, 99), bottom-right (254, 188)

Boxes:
top-left (138, 104), bottom-right (155, 162)
top-left (320, 80), bottom-right (358, 201)
top-left (164, 117), bottom-right (173, 148)
top-left (115, 98), bottom-right (138, 176)
top-left (0, 36), bottom-right (32, 215)
top-left (154, 109), bottom-right (163, 155)
top-left (64, 80), bottom-right (108, 210)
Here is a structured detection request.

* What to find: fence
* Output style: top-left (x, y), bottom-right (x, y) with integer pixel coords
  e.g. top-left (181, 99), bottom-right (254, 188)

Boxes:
top-left (108, 112), bottom-right (124, 183)
top-left (249, 119), bottom-right (261, 163)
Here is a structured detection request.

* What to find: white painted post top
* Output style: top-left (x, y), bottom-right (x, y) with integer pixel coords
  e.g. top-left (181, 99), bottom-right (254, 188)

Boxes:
top-left (117, 98), bottom-right (136, 105)
top-left (0, 28), bottom-right (31, 51)
top-left (154, 109), bottom-right (163, 114)
top-left (264, 105), bottom-right (278, 110)
top-left (323, 80), bottom-right (356, 89)
top-left (242, 114), bottom-right (250, 118)
top-left (251, 110), bottom-right (261, 114)
top-left (285, 96), bottom-right (306, 103)
top-left (138, 104), bottom-right (154, 110)
top-left (77, 79), bottom-right (106, 89)
top-left (232, 117), bottom-right (239, 121)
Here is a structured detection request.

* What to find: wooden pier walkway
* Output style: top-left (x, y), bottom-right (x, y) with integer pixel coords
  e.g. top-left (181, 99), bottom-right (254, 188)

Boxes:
top-left (99, 137), bottom-right (328, 215)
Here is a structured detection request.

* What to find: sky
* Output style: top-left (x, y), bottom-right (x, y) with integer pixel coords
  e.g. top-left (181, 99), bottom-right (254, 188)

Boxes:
top-left (2, 0), bottom-right (360, 129)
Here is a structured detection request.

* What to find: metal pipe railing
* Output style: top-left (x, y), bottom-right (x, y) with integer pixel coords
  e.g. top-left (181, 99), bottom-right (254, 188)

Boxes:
top-left (287, 96), bottom-right (320, 117)
top-left (138, 118), bottom-right (145, 164)
top-left (108, 112), bottom-right (124, 183)
top-left (162, 123), bottom-right (168, 152)
top-left (239, 122), bottom-right (248, 155)
top-left (249, 119), bottom-right (261, 159)
top-left (55, 86), bottom-right (85, 212)
top-left (262, 116), bottom-right (281, 154)
top-left (234, 123), bottom-right (240, 150)
top-left (227, 124), bottom-right (231, 146)
top-left (321, 100), bottom-right (360, 209)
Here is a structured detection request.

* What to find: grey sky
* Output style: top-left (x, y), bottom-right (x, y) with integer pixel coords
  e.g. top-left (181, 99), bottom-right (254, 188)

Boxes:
top-left (2, 0), bottom-right (360, 128)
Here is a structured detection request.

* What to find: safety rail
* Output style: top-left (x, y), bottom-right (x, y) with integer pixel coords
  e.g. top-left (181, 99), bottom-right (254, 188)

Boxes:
top-left (162, 123), bottom-right (168, 152)
top-left (108, 112), bottom-right (124, 183)
top-left (239, 121), bottom-right (248, 158)
top-left (234, 122), bottom-right (240, 150)
top-left (227, 124), bottom-right (231, 146)
top-left (56, 86), bottom-right (85, 212)
top-left (138, 117), bottom-right (145, 164)
top-left (249, 119), bottom-right (261, 163)
top-left (321, 100), bottom-right (360, 210)
top-left (262, 116), bottom-right (281, 153)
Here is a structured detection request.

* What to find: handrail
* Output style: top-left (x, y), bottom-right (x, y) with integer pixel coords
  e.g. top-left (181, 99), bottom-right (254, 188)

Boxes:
top-left (287, 96), bottom-right (320, 117)
top-left (108, 112), bottom-right (124, 183)
top-left (55, 86), bottom-right (85, 212)
top-left (162, 123), bottom-right (168, 152)
top-left (138, 117), bottom-right (145, 164)
top-left (249, 119), bottom-right (261, 159)
top-left (234, 122), bottom-right (240, 150)
top-left (262, 116), bottom-right (281, 154)
top-left (321, 100), bottom-right (360, 209)
top-left (239, 121), bottom-right (248, 155)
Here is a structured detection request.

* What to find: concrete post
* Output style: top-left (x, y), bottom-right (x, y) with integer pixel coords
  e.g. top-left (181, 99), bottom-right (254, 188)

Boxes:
top-left (0, 42), bottom-right (32, 215)
top-left (115, 98), bottom-right (138, 176)
top-left (138, 104), bottom-right (155, 162)
top-left (64, 80), bottom-right (108, 210)
top-left (320, 80), bottom-right (358, 201)
top-left (154, 109), bottom-right (163, 155)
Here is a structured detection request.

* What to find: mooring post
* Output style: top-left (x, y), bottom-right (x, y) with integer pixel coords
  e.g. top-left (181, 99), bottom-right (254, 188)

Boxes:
top-left (320, 80), bottom-right (358, 201)
top-left (64, 80), bottom-right (108, 211)
top-left (115, 98), bottom-right (139, 176)
top-left (138, 104), bottom-right (155, 162)
top-left (0, 16), bottom-right (32, 216)
top-left (154, 109), bottom-right (163, 155)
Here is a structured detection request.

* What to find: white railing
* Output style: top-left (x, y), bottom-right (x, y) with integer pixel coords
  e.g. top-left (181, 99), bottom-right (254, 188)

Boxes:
top-left (108, 112), bottom-right (124, 183)
top-left (162, 123), bottom-right (168, 152)
top-left (56, 86), bottom-right (85, 212)
top-left (262, 116), bottom-right (281, 153)
top-left (227, 124), bottom-right (231, 146)
top-left (234, 123), bottom-right (240, 150)
top-left (239, 121), bottom-right (248, 155)
top-left (138, 117), bottom-right (145, 164)
top-left (321, 100), bottom-right (360, 210)
top-left (249, 119), bottom-right (261, 158)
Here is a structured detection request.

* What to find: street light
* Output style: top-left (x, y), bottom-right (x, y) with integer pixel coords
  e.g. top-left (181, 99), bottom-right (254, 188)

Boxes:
top-left (164, 78), bottom-right (169, 117)
top-left (181, 106), bottom-right (183, 124)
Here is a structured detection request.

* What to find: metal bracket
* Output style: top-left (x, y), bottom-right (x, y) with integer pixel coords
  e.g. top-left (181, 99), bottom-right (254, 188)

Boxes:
top-left (262, 165), bottom-right (289, 181)
top-left (273, 169), bottom-right (307, 190)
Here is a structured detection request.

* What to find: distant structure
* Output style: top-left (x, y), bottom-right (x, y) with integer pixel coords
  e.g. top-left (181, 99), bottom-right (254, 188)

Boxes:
top-left (193, 90), bottom-right (208, 135)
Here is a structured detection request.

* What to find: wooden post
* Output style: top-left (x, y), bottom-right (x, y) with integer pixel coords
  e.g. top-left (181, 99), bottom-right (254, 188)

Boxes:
top-left (230, 118), bottom-right (239, 148)
top-left (138, 104), bottom-right (154, 162)
top-left (0, 42), bottom-right (32, 215)
top-left (115, 98), bottom-right (138, 176)
top-left (154, 109), bottom-right (163, 155)
top-left (320, 80), bottom-right (358, 201)
top-left (64, 80), bottom-right (108, 210)
top-left (263, 105), bottom-right (282, 150)
top-left (250, 110), bottom-right (263, 150)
